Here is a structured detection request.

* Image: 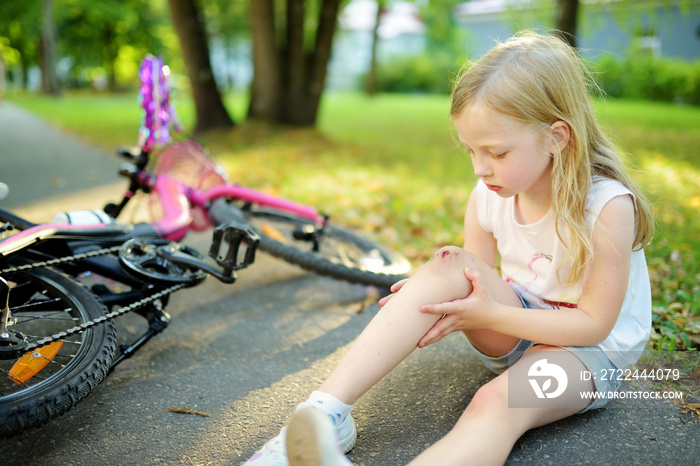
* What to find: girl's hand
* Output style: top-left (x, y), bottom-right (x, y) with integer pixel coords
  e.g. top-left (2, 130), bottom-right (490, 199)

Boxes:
top-left (417, 268), bottom-right (496, 348)
top-left (377, 278), bottom-right (410, 307)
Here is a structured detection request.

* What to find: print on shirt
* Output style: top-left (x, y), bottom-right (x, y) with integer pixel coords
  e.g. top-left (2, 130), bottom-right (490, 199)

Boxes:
top-left (507, 252), bottom-right (577, 309)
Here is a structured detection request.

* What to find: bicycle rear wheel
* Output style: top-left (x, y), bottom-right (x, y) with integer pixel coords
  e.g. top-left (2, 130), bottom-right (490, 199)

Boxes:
top-left (210, 200), bottom-right (410, 288)
top-left (0, 268), bottom-right (117, 438)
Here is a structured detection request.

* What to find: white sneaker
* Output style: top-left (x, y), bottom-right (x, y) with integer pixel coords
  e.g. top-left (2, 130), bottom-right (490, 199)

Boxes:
top-left (243, 403), bottom-right (355, 466)
top-left (286, 407), bottom-right (354, 466)
top-left (242, 426), bottom-right (289, 466)
top-left (324, 407), bottom-right (356, 454)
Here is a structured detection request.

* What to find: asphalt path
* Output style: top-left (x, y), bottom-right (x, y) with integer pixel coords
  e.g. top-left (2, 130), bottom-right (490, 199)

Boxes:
top-left (0, 101), bottom-right (697, 465)
top-left (0, 102), bottom-right (122, 208)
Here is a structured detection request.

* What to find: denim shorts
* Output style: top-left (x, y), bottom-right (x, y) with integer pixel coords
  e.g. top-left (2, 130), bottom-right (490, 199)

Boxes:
top-left (465, 293), bottom-right (621, 413)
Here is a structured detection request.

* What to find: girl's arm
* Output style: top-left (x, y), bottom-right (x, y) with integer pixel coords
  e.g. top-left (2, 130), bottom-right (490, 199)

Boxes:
top-left (422, 194), bottom-right (636, 347)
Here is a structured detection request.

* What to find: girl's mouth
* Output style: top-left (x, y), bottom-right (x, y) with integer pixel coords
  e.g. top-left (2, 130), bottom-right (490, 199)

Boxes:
top-left (485, 184), bottom-right (502, 192)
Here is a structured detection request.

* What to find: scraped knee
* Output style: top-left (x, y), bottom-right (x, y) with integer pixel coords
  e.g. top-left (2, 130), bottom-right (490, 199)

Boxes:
top-left (400, 246), bottom-right (476, 298)
top-left (428, 246), bottom-right (477, 273)
top-left (435, 245), bottom-right (462, 260)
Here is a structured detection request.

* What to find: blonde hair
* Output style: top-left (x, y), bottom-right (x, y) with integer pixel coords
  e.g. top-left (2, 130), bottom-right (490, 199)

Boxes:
top-left (451, 31), bottom-right (654, 284)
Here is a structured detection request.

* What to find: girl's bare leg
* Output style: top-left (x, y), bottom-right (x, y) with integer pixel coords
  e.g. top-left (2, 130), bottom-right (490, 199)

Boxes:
top-left (319, 246), bottom-right (523, 405)
top-left (407, 346), bottom-right (595, 466)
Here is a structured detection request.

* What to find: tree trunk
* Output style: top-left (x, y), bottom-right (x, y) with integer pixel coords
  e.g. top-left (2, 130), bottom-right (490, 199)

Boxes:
top-left (248, 0), bottom-right (341, 127)
top-left (104, 23), bottom-right (118, 92)
top-left (304, 0), bottom-right (341, 125)
top-left (20, 55), bottom-right (31, 89)
top-left (555, 0), bottom-right (579, 49)
top-left (40, 0), bottom-right (60, 96)
top-left (168, 0), bottom-right (234, 133)
top-left (284, 0), bottom-right (305, 123)
top-left (366, 0), bottom-right (383, 96)
top-left (249, 0), bottom-right (280, 121)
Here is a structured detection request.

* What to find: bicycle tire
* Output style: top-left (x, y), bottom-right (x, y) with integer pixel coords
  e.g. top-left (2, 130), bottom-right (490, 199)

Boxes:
top-left (0, 268), bottom-right (117, 438)
top-left (210, 199), bottom-right (410, 288)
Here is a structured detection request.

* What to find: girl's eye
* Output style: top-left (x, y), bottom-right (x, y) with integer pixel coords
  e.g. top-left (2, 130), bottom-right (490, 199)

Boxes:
top-left (490, 151), bottom-right (507, 159)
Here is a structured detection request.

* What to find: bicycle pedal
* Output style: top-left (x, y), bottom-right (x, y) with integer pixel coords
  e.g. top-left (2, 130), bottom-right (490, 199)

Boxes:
top-left (209, 221), bottom-right (260, 277)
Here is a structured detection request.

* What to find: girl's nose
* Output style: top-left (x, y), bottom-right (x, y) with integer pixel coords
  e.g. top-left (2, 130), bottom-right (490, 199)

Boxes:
top-left (471, 154), bottom-right (491, 178)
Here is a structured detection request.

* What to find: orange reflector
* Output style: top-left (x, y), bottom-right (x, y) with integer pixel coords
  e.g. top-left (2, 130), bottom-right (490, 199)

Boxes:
top-left (9, 341), bottom-right (64, 384)
top-left (261, 224), bottom-right (287, 243)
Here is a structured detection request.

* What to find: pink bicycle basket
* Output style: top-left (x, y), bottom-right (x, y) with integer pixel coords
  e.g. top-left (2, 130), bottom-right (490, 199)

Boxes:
top-left (149, 140), bottom-right (228, 231)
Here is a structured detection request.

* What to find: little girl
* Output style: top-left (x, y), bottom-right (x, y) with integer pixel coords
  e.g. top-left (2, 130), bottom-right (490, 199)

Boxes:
top-left (243, 30), bottom-right (654, 466)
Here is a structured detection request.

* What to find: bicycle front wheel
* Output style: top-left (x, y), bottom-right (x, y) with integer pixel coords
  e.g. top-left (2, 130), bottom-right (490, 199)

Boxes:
top-left (0, 268), bottom-right (117, 438)
top-left (210, 200), bottom-right (410, 288)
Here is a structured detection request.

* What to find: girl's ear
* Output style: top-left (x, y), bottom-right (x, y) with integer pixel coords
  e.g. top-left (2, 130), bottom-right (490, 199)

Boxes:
top-left (549, 120), bottom-right (571, 153)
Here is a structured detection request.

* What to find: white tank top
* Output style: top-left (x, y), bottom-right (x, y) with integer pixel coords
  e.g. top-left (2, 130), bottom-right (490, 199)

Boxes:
top-left (475, 177), bottom-right (651, 369)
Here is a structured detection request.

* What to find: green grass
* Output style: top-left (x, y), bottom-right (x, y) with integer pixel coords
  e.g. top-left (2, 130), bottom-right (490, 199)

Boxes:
top-left (598, 100), bottom-right (700, 351)
top-left (7, 90), bottom-right (700, 350)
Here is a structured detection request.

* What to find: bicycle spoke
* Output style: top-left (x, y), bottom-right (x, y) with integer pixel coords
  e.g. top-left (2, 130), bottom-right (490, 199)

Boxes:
top-left (13, 308), bottom-right (78, 325)
top-left (0, 273), bottom-right (91, 397)
top-left (8, 296), bottom-right (63, 312)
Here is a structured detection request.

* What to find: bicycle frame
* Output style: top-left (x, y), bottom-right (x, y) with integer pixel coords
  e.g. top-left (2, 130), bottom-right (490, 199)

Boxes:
top-left (1, 142), bottom-right (311, 261)
top-left (0, 223), bottom-right (131, 256)
top-left (97, 141), bottom-right (324, 246)
top-left (150, 175), bottom-right (322, 242)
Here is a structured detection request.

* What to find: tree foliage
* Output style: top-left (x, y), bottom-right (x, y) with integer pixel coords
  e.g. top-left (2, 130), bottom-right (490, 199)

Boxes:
top-left (418, 0), bottom-right (466, 54)
top-left (0, 0), bottom-right (42, 88)
top-left (5, 0), bottom-right (693, 130)
top-left (57, 0), bottom-right (168, 90)
top-left (0, 0), bottom-right (170, 91)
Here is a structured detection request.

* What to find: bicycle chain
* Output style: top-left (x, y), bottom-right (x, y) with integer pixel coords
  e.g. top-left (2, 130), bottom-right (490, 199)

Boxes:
top-left (0, 245), bottom-right (123, 275)
top-left (25, 283), bottom-right (185, 351)
top-left (1, 245), bottom-right (185, 353)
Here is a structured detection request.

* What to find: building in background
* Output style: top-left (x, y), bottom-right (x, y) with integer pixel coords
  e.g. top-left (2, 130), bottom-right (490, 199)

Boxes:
top-left (453, 0), bottom-right (700, 60)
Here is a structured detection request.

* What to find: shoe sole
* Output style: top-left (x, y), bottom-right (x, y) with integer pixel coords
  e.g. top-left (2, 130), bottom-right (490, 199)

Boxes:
top-left (287, 408), bottom-right (350, 466)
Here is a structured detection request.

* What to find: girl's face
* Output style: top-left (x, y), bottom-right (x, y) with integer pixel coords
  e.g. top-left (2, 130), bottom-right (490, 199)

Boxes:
top-left (453, 103), bottom-right (554, 202)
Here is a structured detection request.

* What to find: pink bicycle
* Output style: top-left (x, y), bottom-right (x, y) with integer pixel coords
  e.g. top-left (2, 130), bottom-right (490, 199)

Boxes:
top-left (0, 56), bottom-right (408, 437)
top-left (106, 138), bottom-right (410, 289)
top-left (111, 54), bottom-right (408, 288)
